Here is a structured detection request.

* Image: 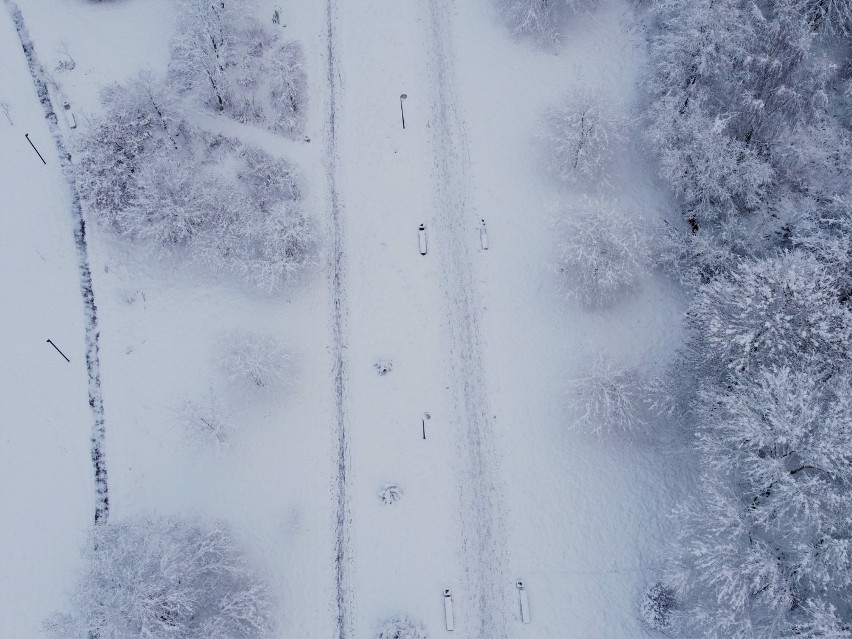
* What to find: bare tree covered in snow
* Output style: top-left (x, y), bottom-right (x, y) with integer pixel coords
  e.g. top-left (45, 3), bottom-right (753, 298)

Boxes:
top-left (567, 355), bottom-right (645, 435)
top-left (554, 197), bottom-right (651, 307)
top-left (169, 0), bottom-right (307, 135)
top-left (44, 518), bottom-right (272, 639)
top-left (222, 331), bottom-right (290, 388)
top-left (545, 90), bottom-right (629, 189)
top-left (178, 391), bottom-right (232, 450)
top-left (494, 0), bottom-right (598, 43)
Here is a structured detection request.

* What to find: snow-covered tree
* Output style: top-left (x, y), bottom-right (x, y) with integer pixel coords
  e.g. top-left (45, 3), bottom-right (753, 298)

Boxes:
top-left (222, 331), bottom-right (290, 388)
top-left (494, 0), bottom-right (597, 43)
top-left (793, 0), bottom-right (852, 34)
top-left (554, 197), bottom-right (651, 307)
top-left (268, 41), bottom-right (308, 135)
top-left (663, 366), bottom-right (852, 638)
top-left (45, 518), bottom-right (272, 639)
top-left (640, 581), bottom-right (676, 631)
top-left (169, 0), bottom-right (307, 135)
top-left (567, 355), bottom-right (645, 435)
top-left (74, 74), bottom-right (182, 222)
top-left (666, 478), bottom-right (795, 639)
top-left (74, 76), bottom-right (316, 291)
top-left (645, 0), bottom-right (832, 229)
top-left (545, 90), bottom-right (629, 189)
top-left (684, 251), bottom-right (852, 381)
top-left (169, 0), bottom-right (247, 112)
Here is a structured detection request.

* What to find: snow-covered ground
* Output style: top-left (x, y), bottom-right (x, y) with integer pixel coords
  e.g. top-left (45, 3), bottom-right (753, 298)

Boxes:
top-left (0, 10), bottom-right (92, 637)
top-left (1, 0), bottom-right (691, 637)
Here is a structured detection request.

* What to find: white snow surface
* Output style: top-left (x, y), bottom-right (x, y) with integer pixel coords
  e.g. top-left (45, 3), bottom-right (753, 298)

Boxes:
top-left (1, 0), bottom-right (691, 638)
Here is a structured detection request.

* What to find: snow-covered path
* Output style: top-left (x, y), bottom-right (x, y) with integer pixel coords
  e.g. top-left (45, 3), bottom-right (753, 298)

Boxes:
top-left (322, 1), bottom-right (354, 637)
top-left (327, 0), bottom-right (512, 636)
top-left (423, 2), bottom-right (513, 636)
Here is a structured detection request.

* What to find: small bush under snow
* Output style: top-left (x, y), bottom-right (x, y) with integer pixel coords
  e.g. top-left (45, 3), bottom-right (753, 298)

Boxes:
top-left (377, 615), bottom-right (427, 639)
top-left (379, 484), bottom-right (403, 505)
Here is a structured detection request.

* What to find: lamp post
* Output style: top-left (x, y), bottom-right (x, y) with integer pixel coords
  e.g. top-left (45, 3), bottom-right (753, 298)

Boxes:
top-left (399, 94), bottom-right (407, 130)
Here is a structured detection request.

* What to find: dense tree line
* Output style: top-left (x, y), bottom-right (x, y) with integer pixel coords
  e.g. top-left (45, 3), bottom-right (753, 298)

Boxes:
top-left (636, 1), bottom-right (852, 636)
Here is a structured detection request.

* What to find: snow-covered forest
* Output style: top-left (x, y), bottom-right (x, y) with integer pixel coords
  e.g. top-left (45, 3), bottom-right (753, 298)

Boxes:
top-left (2, 0), bottom-right (851, 637)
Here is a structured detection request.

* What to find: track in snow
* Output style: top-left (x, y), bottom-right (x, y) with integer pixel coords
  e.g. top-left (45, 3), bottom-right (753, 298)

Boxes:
top-left (324, 1), bottom-right (353, 638)
top-left (6, 0), bottom-right (109, 525)
top-left (424, 2), bottom-right (512, 637)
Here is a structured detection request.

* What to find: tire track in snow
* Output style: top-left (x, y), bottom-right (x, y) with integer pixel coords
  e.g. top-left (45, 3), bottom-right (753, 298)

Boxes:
top-left (324, 1), bottom-right (353, 638)
top-left (424, 2), bottom-right (512, 637)
top-left (6, 1), bottom-right (109, 524)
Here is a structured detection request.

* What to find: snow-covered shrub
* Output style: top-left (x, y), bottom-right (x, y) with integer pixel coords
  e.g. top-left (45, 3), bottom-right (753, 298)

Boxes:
top-left (374, 359), bottom-right (393, 376)
top-left (222, 331), bottom-right (290, 388)
top-left (685, 251), bottom-right (852, 380)
top-left (178, 393), bottom-right (232, 449)
top-left (379, 484), bottom-right (403, 505)
top-left (545, 90), bottom-right (629, 189)
top-left (377, 615), bottom-right (427, 639)
top-left (495, 0), bottom-right (597, 44)
top-left (567, 355), bottom-right (645, 435)
top-left (554, 197), bottom-right (651, 307)
top-left (44, 518), bottom-right (272, 639)
top-left (640, 581), bottom-right (676, 631)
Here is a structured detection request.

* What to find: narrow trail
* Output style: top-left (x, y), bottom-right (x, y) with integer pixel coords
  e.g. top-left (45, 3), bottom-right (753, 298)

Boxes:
top-left (6, 0), bottom-right (109, 525)
top-left (324, 1), bottom-right (353, 638)
top-left (425, 2), bottom-right (512, 637)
